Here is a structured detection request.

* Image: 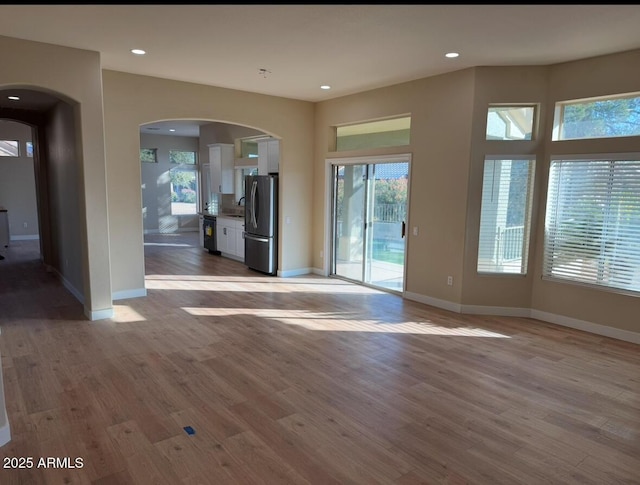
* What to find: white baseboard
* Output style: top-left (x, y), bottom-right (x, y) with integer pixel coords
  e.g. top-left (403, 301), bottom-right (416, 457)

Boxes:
top-left (403, 292), bottom-right (639, 344)
top-left (112, 288), bottom-right (147, 300)
top-left (59, 273), bottom-right (84, 305)
top-left (461, 304), bottom-right (531, 318)
top-left (530, 310), bottom-right (640, 345)
top-left (50, 266), bottom-right (116, 322)
top-left (279, 267), bottom-right (312, 277)
top-left (311, 267), bottom-right (327, 276)
top-left (404, 292), bottom-right (462, 313)
top-left (10, 234), bottom-right (39, 241)
top-left (85, 307), bottom-right (114, 321)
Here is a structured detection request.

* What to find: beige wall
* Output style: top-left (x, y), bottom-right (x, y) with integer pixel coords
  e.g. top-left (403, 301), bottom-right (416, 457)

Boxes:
top-left (461, 66), bottom-right (549, 309)
top-left (44, 102), bottom-right (85, 299)
top-left (0, 120), bottom-right (39, 238)
top-left (314, 52), bottom-right (640, 340)
top-left (2, 33), bottom-right (638, 339)
top-left (314, 69), bottom-right (476, 303)
top-left (102, 70), bottom-right (315, 296)
top-left (0, 35), bottom-right (112, 319)
top-left (530, 49), bottom-right (640, 334)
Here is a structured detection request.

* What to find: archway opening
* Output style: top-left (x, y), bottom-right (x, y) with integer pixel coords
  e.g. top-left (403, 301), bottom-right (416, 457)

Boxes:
top-left (0, 87), bottom-right (86, 304)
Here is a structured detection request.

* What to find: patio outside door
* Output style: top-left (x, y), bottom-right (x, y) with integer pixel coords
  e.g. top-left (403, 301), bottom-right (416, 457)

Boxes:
top-left (331, 159), bottom-right (409, 292)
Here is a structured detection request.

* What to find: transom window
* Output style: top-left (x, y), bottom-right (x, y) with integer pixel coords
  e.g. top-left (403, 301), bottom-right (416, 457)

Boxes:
top-left (140, 148), bottom-right (157, 163)
top-left (239, 136), bottom-right (268, 158)
top-left (169, 150), bottom-right (196, 165)
top-left (486, 105), bottom-right (536, 141)
top-left (553, 92), bottom-right (640, 141)
top-left (335, 116), bottom-right (411, 151)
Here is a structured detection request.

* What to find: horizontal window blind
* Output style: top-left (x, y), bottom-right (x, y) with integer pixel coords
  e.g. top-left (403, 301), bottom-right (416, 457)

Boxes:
top-left (543, 159), bottom-right (640, 292)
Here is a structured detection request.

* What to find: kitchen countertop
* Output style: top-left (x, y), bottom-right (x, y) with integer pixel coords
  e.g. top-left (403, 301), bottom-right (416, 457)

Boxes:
top-left (199, 211), bottom-right (244, 219)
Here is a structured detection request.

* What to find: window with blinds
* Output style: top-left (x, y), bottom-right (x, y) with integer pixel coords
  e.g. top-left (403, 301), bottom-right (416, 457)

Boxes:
top-left (477, 157), bottom-right (535, 274)
top-left (543, 158), bottom-right (640, 293)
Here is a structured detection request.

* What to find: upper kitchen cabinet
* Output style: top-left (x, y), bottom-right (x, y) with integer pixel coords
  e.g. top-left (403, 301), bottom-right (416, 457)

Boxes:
top-left (257, 138), bottom-right (280, 175)
top-left (208, 143), bottom-right (235, 194)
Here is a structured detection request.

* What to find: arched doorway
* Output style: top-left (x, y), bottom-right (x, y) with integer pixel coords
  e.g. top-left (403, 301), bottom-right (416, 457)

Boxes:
top-left (0, 87), bottom-right (87, 304)
top-left (139, 119), bottom-right (269, 248)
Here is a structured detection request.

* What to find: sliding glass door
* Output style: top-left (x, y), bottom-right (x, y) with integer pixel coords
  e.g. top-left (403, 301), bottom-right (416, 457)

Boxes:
top-left (331, 158), bottom-right (409, 292)
top-left (333, 164), bottom-right (367, 282)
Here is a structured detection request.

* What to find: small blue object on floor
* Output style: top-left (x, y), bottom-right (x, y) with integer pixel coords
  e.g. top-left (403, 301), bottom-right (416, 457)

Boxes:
top-left (183, 426), bottom-right (195, 436)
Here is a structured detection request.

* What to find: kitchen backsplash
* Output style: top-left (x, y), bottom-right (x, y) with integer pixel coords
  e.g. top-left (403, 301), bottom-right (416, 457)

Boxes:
top-left (220, 193), bottom-right (244, 216)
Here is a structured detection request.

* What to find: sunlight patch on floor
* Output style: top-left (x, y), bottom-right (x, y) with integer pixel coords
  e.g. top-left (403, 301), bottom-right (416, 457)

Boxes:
top-left (146, 275), bottom-right (383, 294)
top-left (111, 305), bottom-right (147, 323)
top-left (181, 307), bottom-right (510, 337)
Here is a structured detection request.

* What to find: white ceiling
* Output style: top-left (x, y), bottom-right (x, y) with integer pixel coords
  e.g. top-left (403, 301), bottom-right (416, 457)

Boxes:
top-left (2, 5), bottom-right (640, 103)
top-left (2, 5), bottom-right (640, 137)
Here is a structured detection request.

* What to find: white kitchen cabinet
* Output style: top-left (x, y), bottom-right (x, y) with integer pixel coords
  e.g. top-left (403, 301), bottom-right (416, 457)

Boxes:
top-left (257, 139), bottom-right (279, 175)
top-left (216, 216), bottom-right (244, 262)
top-left (208, 143), bottom-right (235, 194)
top-left (236, 222), bottom-right (245, 260)
top-left (216, 218), bottom-right (231, 255)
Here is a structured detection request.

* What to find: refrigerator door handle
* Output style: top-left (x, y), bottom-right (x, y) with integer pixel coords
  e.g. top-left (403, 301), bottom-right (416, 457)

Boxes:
top-left (251, 180), bottom-right (258, 229)
top-left (244, 233), bottom-right (270, 243)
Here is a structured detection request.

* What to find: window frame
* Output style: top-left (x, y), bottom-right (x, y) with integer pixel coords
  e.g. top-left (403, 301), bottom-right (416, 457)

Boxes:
top-left (485, 104), bottom-right (538, 141)
top-left (552, 91), bottom-right (640, 141)
top-left (476, 155), bottom-right (536, 276)
top-left (169, 164), bottom-right (199, 216)
top-left (335, 116), bottom-right (411, 152)
top-left (542, 152), bottom-right (640, 296)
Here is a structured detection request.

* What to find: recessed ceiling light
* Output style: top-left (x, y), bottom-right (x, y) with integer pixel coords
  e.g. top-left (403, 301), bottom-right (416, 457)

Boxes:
top-left (131, 49), bottom-right (146, 55)
top-left (320, 85), bottom-right (331, 90)
top-left (169, 129), bottom-right (176, 132)
top-left (445, 52), bottom-right (460, 58)
top-left (7, 96), bottom-right (20, 101)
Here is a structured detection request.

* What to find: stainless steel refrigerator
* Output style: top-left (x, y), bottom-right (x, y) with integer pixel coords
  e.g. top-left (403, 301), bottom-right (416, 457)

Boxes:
top-left (244, 174), bottom-right (278, 275)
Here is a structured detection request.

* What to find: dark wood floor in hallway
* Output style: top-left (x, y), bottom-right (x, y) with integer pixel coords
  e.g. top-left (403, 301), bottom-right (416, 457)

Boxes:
top-left (0, 234), bottom-right (639, 484)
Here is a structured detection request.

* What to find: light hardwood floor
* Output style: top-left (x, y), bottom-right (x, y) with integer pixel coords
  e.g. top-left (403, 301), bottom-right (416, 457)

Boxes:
top-left (0, 234), bottom-right (639, 484)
